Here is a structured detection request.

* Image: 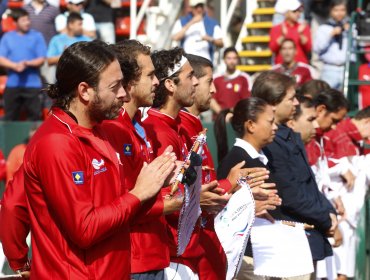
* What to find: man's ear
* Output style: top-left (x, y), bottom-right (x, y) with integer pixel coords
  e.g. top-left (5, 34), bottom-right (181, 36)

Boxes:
top-left (316, 104), bottom-right (327, 116)
top-left (286, 119), bottom-right (294, 129)
top-left (164, 78), bottom-right (175, 94)
top-left (77, 82), bottom-right (93, 102)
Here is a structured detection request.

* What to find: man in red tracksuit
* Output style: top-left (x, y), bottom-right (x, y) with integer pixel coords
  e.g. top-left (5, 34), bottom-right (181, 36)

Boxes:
top-left (142, 48), bottom-right (204, 278)
top-left (22, 41), bottom-right (176, 279)
top-left (102, 40), bottom-right (183, 279)
top-left (179, 54), bottom-right (271, 279)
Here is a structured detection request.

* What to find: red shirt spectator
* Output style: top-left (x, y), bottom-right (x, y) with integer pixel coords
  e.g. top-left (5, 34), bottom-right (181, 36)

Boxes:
top-left (269, 1), bottom-right (311, 65)
top-left (211, 47), bottom-right (251, 114)
top-left (213, 71), bottom-right (251, 110)
top-left (272, 62), bottom-right (313, 86)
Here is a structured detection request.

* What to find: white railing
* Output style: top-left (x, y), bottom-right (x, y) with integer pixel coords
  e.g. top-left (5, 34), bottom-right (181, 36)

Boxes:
top-left (129, 0), bottom-right (183, 50)
top-left (130, 0), bottom-right (152, 39)
top-left (220, 0), bottom-right (241, 46)
top-left (235, 0), bottom-right (258, 51)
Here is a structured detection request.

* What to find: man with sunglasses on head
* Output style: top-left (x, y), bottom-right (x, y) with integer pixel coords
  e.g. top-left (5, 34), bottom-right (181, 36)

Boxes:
top-left (270, 0), bottom-right (311, 65)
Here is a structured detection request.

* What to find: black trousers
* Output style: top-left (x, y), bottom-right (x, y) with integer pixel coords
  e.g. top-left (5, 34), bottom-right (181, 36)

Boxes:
top-left (131, 269), bottom-right (165, 280)
top-left (3, 87), bottom-right (41, 121)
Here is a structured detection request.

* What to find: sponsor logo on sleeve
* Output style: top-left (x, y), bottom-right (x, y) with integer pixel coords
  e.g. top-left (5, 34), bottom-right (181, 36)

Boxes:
top-left (123, 144), bottom-right (132, 156)
top-left (72, 171), bottom-right (84, 185)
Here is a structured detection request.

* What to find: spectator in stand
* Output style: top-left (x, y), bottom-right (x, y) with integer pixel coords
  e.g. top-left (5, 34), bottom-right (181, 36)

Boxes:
top-left (47, 12), bottom-right (92, 66)
top-left (314, 0), bottom-right (349, 90)
top-left (55, 0), bottom-right (96, 39)
top-left (272, 39), bottom-right (313, 87)
top-left (172, 0), bottom-right (223, 62)
top-left (211, 47), bottom-right (251, 115)
top-left (6, 124), bottom-right (39, 184)
top-left (0, 149), bottom-right (5, 182)
top-left (85, 0), bottom-right (115, 43)
top-left (24, 0), bottom-right (59, 45)
top-left (269, 0), bottom-right (311, 65)
top-left (0, 8), bottom-right (46, 121)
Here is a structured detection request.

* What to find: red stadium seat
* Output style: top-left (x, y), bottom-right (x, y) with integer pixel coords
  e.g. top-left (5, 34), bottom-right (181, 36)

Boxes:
top-left (1, 16), bottom-right (16, 33)
top-left (7, 0), bottom-right (24, 8)
top-left (115, 16), bottom-right (145, 36)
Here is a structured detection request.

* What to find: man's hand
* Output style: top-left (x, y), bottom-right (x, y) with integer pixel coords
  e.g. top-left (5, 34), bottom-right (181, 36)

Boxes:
top-left (333, 196), bottom-right (345, 216)
top-left (164, 160), bottom-right (188, 186)
top-left (190, 13), bottom-right (203, 24)
top-left (163, 195), bottom-right (184, 215)
top-left (331, 26), bottom-right (343, 36)
top-left (333, 227), bottom-right (343, 248)
top-left (130, 146), bottom-right (176, 202)
top-left (341, 169), bottom-right (355, 191)
top-left (281, 22), bottom-right (288, 36)
top-left (13, 61), bottom-right (26, 73)
top-left (297, 22), bottom-right (307, 34)
top-left (326, 213), bottom-right (338, 237)
top-left (200, 180), bottom-right (231, 214)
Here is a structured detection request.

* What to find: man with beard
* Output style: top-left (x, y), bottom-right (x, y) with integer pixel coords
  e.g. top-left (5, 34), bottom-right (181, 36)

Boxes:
top-left (22, 41), bottom-right (176, 279)
top-left (102, 40), bottom-right (183, 279)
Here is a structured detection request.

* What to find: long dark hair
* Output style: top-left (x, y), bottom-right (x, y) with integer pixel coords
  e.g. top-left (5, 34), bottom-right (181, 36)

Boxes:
top-left (214, 97), bottom-right (268, 162)
top-left (46, 40), bottom-right (116, 110)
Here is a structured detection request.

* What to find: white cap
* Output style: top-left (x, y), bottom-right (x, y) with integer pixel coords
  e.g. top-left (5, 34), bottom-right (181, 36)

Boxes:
top-left (189, 0), bottom-right (206, 7)
top-left (275, 0), bottom-right (302, 14)
top-left (68, 0), bottom-right (84, 4)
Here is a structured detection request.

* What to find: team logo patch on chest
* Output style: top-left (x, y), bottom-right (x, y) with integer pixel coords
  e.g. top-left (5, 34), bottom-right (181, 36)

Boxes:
top-left (123, 144), bottom-right (132, 156)
top-left (92, 158), bottom-right (107, 175)
top-left (72, 171), bottom-right (84, 185)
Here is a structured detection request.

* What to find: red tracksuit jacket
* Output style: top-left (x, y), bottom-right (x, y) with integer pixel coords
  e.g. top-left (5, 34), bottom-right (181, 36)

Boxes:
top-left (0, 166), bottom-right (30, 271)
top-left (324, 118), bottom-right (363, 158)
top-left (101, 109), bottom-right (169, 273)
top-left (143, 108), bottom-right (204, 273)
top-left (23, 108), bottom-right (141, 279)
top-left (178, 110), bottom-right (230, 280)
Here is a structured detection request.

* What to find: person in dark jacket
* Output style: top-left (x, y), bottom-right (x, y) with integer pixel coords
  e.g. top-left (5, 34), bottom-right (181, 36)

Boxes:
top-left (252, 71), bottom-right (337, 268)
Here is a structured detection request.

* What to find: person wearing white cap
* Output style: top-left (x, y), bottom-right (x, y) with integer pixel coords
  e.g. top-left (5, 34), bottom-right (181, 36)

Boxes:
top-left (172, 0), bottom-right (223, 62)
top-left (55, 0), bottom-right (96, 39)
top-left (269, 0), bottom-right (312, 65)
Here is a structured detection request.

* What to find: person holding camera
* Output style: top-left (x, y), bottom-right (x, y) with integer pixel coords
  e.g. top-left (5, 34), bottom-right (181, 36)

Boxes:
top-left (314, 0), bottom-right (349, 90)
